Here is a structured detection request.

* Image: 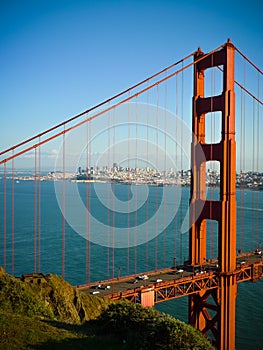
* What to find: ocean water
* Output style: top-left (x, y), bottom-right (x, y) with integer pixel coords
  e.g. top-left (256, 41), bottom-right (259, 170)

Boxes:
top-left (0, 180), bottom-right (262, 349)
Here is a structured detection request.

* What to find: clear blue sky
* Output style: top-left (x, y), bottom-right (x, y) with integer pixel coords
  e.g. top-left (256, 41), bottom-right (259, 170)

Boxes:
top-left (0, 0), bottom-right (262, 152)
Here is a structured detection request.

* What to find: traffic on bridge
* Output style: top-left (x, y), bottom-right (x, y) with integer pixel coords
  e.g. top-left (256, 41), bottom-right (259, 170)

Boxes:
top-left (77, 251), bottom-right (263, 306)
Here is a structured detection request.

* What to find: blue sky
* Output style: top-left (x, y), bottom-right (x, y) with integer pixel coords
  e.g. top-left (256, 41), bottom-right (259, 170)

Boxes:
top-left (0, 0), bottom-right (262, 155)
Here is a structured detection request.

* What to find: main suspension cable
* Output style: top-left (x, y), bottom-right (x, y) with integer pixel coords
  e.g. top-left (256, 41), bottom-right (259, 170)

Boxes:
top-left (1, 46), bottom-right (225, 165)
top-left (0, 54), bottom-right (195, 157)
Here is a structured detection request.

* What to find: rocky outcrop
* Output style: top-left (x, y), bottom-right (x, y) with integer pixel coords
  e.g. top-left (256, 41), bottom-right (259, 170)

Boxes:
top-left (0, 268), bottom-right (112, 324)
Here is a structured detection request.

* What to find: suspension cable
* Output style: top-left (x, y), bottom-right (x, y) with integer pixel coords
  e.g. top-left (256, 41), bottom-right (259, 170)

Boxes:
top-left (127, 95), bottom-right (130, 275)
top-left (217, 65), bottom-right (263, 105)
top-left (256, 72), bottom-right (260, 249)
top-left (1, 46), bottom-right (225, 165)
top-left (62, 126), bottom-right (66, 279)
top-left (180, 61), bottom-right (184, 265)
top-left (146, 83), bottom-right (149, 272)
top-left (38, 138), bottom-right (41, 272)
top-left (107, 104), bottom-right (111, 279)
top-left (34, 148), bottom-right (37, 273)
top-left (86, 117), bottom-right (90, 284)
top-left (0, 54), bottom-right (195, 157)
top-left (11, 153), bottom-right (15, 275)
top-left (3, 163), bottom-right (7, 270)
top-left (155, 85), bottom-right (159, 270)
top-left (163, 76), bottom-right (167, 267)
top-left (112, 107), bottom-right (116, 279)
top-left (234, 45), bottom-right (263, 75)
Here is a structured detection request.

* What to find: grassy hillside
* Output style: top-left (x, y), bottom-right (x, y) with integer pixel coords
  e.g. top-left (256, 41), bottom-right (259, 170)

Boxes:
top-left (0, 267), bottom-right (112, 323)
top-left (0, 268), bottom-right (213, 349)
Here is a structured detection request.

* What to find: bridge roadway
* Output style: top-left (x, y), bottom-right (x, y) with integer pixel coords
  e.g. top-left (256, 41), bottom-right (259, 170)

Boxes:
top-left (77, 252), bottom-right (263, 305)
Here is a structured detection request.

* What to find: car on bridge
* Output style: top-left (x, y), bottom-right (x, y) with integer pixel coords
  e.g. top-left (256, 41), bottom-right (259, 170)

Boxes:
top-left (138, 275), bottom-right (149, 280)
top-left (91, 291), bottom-right (100, 295)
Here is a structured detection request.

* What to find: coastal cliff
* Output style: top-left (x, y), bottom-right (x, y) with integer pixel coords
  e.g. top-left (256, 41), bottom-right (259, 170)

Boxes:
top-left (0, 267), bottom-right (213, 349)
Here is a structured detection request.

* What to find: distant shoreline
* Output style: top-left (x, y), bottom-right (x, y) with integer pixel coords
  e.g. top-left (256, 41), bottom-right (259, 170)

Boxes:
top-left (1, 176), bottom-right (262, 191)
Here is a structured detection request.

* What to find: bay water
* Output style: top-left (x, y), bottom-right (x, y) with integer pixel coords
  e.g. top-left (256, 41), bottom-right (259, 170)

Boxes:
top-left (0, 180), bottom-right (262, 349)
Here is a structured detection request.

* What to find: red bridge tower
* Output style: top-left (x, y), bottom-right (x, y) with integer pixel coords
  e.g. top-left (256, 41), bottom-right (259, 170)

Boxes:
top-left (189, 40), bottom-right (237, 349)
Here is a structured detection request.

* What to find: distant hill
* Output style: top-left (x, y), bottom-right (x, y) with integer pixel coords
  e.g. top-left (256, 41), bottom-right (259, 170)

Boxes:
top-left (0, 267), bottom-right (213, 349)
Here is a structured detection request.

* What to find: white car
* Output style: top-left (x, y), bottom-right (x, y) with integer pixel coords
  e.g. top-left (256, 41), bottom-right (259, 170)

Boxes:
top-left (138, 275), bottom-right (149, 280)
top-left (156, 278), bottom-right (162, 283)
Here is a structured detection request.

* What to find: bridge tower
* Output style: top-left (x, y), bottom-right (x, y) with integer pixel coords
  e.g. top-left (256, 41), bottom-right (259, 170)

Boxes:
top-left (189, 40), bottom-right (237, 349)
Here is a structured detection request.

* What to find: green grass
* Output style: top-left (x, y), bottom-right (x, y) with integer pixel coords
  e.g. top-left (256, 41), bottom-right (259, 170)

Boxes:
top-left (0, 310), bottom-right (78, 350)
top-left (0, 310), bottom-right (127, 350)
top-left (0, 270), bottom-right (53, 319)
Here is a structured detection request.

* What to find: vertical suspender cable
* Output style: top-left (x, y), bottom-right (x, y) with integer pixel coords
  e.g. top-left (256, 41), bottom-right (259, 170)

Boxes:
top-left (256, 72), bottom-right (260, 248)
top-left (174, 74), bottom-right (178, 269)
top-left (62, 126), bottom-right (66, 278)
top-left (252, 99), bottom-right (255, 248)
top-left (127, 96), bottom-right (130, 274)
top-left (107, 104), bottom-right (111, 279)
top-left (134, 97), bottom-right (138, 274)
top-left (11, 152), bottom-right (15, 275)
top-left (112, 108), bottom-right (115, 279)
top-left (86, 117), bottom-right (90, 284)
top-left (163, 78), bottom-right (167, 267)
top-left (38, 138), bottom-right (41, 272)
top-left (243, 61), bottom-right (246, 250)
top-left (155, 85), bottom-right (159, 270)
top-left (146, 84), bottom-right (149, 271)
top-left (180, 65), bottom-right (184, 265)
top-left (239, 85), bottom-right (244, 253)
top-left (34, 148), bottom-right (37, 273)
top-left (3, 162), bottom-right (6, 270)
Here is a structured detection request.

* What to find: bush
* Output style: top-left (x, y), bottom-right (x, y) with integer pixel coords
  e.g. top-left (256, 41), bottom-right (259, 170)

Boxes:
top-left (0, 274), bottom-right (52, 318)
top-left (97, 302), bottom-right (213, 349)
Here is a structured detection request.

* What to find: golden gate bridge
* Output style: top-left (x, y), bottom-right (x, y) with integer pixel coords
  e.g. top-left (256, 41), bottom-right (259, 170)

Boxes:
top-left (0, 40), bottom-right (262, 349)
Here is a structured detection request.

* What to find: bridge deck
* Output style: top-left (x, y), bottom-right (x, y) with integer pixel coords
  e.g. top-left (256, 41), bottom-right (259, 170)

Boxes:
top-left (77, 252), bottom-right (263, 303)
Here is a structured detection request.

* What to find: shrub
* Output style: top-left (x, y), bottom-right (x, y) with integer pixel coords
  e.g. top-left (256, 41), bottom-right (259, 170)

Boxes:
top-left (97, 302), bottom-right (213, 349)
